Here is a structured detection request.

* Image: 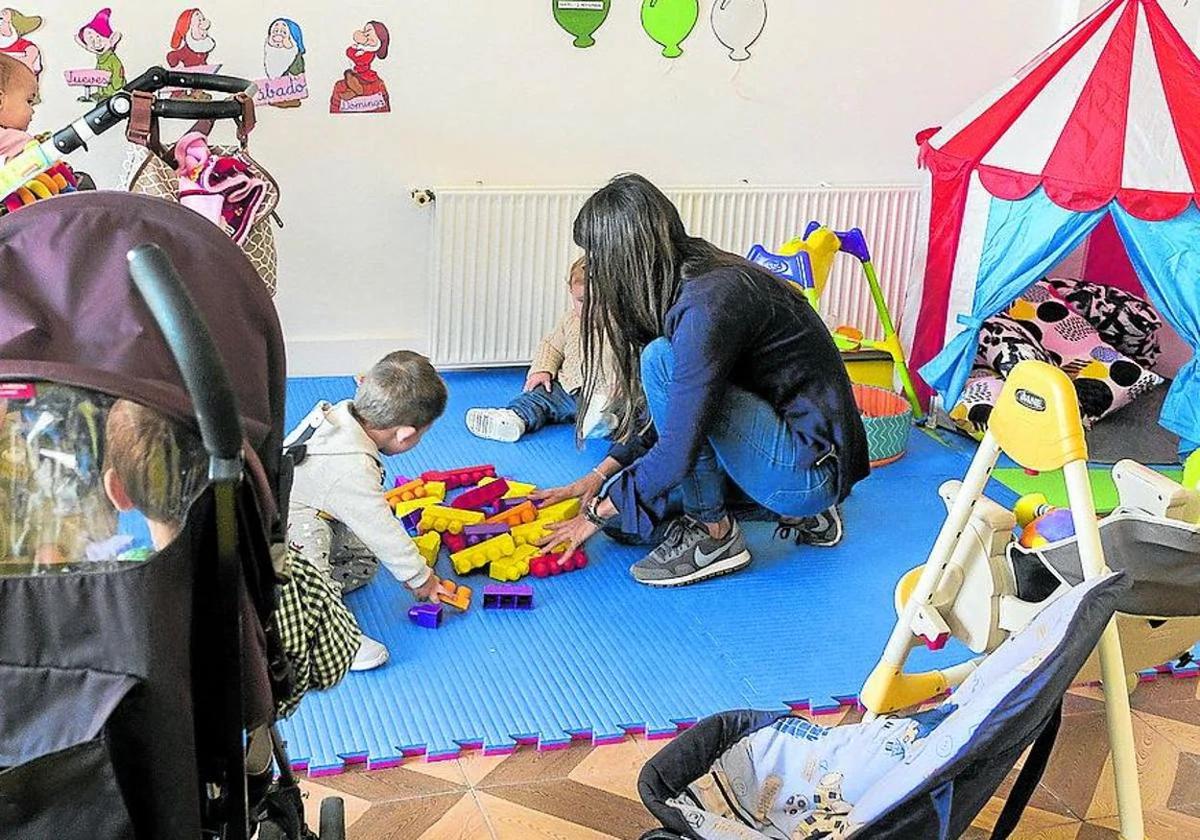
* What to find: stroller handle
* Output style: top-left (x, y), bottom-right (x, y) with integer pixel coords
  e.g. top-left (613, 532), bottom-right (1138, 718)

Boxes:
top-left (126, 66), bottom-right (257, 97)
top-left (127, 244), bottom-right (245, 473)
top-left (152, 98), bottom-right (246, 121)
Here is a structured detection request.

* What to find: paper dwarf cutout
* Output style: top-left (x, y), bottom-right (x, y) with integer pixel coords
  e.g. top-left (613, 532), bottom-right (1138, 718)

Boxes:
top-left (0, 8), bottom-right (43, 77)
top-left (330, 21), bottom-right (390, 114)
top-left (256, 17), bottom-right (308, 108)
top-left (553, 0), bottom-right (610, 49)
top-left (167, 7), bottom-right (221, 99)
top-left (65, 8), bottom-right (125, 102)
top-left (711, 0), bottom-right (766, 61)
top-left (642, 0), bottom-right (698, 59)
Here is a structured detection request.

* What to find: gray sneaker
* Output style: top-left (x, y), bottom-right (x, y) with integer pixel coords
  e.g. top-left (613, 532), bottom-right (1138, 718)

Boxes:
top-left (630, 517), bottom-right (751, 587)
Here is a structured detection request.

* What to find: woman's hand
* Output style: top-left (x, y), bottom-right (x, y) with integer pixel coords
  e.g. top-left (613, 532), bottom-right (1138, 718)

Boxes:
top-left (531, 470), bottom-right (605, 508)
top-left (524, 371), bottom-right (554, 393)
top-left (535, 515), bottom-right (599, 562)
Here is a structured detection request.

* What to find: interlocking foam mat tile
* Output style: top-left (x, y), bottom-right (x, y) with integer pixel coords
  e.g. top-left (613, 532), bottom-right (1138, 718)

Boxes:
top-left (277, 372), bottom-right (988, 774)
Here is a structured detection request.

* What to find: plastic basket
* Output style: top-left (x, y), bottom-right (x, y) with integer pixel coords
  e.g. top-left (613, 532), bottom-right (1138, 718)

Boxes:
top-left (853, 384), bottom-right (912, 467)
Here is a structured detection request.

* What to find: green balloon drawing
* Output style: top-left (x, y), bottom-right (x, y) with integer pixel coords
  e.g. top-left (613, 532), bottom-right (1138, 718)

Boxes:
top-left (641, 0), bottom-right (699, 58)
top-left (553, 0), bottom-right (611, 48)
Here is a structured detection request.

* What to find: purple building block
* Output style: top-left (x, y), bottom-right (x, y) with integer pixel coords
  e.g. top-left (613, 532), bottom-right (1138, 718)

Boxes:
top-left (400, 508), bottom-right (423, 535)
top-left (499, 496), bottom-right (530, 511)
top-left (408, 603), bottom-right (444, 629)
top-left (462, 522), bottom-right (511, 547)
top-left (393, 475), bottom-right (413, 487)
top-left (482, 584), bottom-right (534, 610)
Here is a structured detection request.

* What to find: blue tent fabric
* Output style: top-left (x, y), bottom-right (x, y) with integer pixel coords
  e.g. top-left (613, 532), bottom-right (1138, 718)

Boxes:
top-left (1110, 205), bottom-right (1200, 456)
top-left (919, 188), bottom-right (1106, 407)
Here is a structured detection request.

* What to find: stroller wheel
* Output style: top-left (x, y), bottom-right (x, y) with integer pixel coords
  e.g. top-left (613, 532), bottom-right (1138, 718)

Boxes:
top-left (639, 832), bottom-right (684, 840)
top-left (319, 797), bottom-right (346, 840)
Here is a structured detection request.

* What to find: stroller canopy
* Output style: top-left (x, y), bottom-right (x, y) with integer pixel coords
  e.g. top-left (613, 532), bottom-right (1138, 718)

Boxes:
top-left (0, 192), bottom-right (287, 485)
top-left (900, 0), bottom-right (1200, 452)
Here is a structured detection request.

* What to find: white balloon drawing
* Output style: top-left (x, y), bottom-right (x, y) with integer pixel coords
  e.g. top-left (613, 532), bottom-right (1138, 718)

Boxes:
top-left (711, 0), bottom-right (767, 61)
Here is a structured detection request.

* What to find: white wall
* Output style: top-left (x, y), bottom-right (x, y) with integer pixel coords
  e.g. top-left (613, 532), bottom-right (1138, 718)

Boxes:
top-left (32, 2), bottom-right (1077, 374)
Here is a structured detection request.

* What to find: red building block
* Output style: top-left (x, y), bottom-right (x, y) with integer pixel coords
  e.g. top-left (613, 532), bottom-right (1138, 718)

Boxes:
top-left (451, 478), bottom-right (510, 512)
top-left (442, 531), bottom-right (468, 554)
top-left (421, 464), bottom-right (497, 490)
top-left (529, 549), bottom-right (588, 579)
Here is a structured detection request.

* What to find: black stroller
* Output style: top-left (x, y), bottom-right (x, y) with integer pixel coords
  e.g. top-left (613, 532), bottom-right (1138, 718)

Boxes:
top-left (0, 75), bottom-right (342, 840)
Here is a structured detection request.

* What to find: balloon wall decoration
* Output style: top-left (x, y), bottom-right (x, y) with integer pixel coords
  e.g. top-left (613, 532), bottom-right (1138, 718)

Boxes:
top-left (641, 0), bottom-right (699, 59)
top-left (553, 0), bottom-right (610, 48)
top-left (711, 0), bottom-right (767, 61)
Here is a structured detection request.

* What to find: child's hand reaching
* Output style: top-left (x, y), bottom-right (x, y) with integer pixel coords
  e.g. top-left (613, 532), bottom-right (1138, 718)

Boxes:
top-left (524, 371), bottom-right (554, 393)
top-left (410, 572), bottom-right (442, 602)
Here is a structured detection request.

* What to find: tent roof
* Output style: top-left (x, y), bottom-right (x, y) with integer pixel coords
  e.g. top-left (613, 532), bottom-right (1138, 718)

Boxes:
top-left (923, 0), bottom-right (1200, 221)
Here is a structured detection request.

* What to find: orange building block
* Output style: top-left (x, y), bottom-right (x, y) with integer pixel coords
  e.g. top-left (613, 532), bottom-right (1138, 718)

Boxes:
top-left (485, 500), bottom-right (537, 528)
top-left (438, 580), bottom-right (472, 611)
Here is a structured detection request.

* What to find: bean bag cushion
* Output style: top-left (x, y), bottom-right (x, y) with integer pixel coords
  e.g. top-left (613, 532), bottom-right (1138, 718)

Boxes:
top-left (975, 314), bottom-right (1052, 378)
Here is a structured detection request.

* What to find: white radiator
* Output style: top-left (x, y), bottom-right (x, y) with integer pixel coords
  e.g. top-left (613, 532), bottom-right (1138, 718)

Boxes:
top-left (428, 185), bottom-right (922, 367)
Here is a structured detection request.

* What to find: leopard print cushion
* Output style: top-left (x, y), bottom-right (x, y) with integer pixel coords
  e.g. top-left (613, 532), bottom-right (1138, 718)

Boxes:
top-left (975, 315), bottom-right (1051, 378)
top-left (1046, 277), bottom-right (1161, 368)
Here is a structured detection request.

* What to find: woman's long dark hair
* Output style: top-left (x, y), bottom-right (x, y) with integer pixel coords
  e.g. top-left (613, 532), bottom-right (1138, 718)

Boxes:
top-left (573, 173), bottom-right (751, 443)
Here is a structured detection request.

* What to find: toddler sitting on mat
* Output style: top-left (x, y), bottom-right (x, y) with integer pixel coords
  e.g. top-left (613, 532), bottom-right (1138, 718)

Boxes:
top-left (285, 351), bottom-right (446, 671)
top-left (467, 257), bottom-right (617, 443)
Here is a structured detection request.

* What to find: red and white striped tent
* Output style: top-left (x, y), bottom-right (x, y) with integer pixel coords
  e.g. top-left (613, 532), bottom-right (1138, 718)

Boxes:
top-left (901, 0), bottom-right (1200, 448)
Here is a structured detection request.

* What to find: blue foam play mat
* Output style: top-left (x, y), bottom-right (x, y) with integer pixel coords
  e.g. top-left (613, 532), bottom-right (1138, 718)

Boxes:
top-left (277, 371), bottom-right (993, 774)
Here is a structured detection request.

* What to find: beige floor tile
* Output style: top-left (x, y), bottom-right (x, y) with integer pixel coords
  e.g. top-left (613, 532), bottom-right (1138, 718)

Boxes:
top-left (970, 796), bottom-right (1083, 834)
top-left (566, 739), bottom-right (645, 802)
top-left (415, 792), bottom-right (495, 840)
top-left (475, 791), bottom-right (620, 840)
top-left (405, 757), bottom-right (470, 787)
top-left (1090, 807), bottom-right (1200, 839)
top-left (460, 751), bottom-right (521, 787)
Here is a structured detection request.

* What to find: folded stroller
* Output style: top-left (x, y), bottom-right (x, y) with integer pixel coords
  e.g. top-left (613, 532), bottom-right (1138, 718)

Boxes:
top-left (0, 141), bottom-right (337, 839)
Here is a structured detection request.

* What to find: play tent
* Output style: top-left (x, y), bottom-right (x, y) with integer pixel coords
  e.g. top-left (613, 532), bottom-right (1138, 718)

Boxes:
top-left (900, 0), bottom-right (1200, 454)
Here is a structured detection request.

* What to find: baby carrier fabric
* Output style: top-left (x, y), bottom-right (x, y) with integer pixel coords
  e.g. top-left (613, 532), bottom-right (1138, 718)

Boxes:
top-left (638, 573), bottom-right (1128, 840)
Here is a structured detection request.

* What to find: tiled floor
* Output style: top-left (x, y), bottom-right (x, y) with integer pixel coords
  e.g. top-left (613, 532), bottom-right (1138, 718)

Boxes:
top-left (297, 678), bottom-right (1200, 839)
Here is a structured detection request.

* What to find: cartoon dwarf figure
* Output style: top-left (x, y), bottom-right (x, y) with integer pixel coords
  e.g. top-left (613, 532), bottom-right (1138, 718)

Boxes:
top-left (167, 8), bottom-right (216, 100)
top-left (0, 8), bottom-right (41, 77)
top-left (167, 8), bottom-right (215, 70)
top-left (329, 21), bottom-right (390, 113)
top-left (75, 8), bottom-right (125, 101)
top-left (263, 17), bottom-right (306, 108)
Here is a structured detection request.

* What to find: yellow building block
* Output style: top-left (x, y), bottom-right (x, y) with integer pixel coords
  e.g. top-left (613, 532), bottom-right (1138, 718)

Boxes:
top-left (535, 498), bottom-right (581, 525)
top-left (489, 544), bottom-right (539, 582)
top-left (414, 531), bottom-right (441, 567)
top-left (479, 476), bottom-right (537, 499)
top-left (509, 520), bottom-right (568, 554)
top-left (394, 496), bottom-right (439, 519)
top-left (450, 533), bottom-right (516, 575)
top-left (419, 505), bottom-right (486, 535)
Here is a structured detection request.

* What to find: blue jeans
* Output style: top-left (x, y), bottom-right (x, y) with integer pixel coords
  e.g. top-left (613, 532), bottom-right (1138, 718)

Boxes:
top-left (507, 379), bottom-right (578, 432)
top-left (640, 338), bottom-right (840, 524)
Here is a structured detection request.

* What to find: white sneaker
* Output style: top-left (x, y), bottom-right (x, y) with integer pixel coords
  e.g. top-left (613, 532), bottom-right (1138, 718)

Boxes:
top-left (350, 634), bottom-right (389, 671)
top-left (465, 408), bottom-right (526, 443)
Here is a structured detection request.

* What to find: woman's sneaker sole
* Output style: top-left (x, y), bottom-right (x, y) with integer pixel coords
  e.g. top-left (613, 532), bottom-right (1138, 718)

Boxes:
top-left (635, 549), bottom-right (752, 588)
